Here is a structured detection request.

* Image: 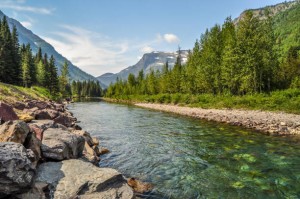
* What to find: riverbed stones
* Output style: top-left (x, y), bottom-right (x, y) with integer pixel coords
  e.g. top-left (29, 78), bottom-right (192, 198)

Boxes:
top-left (0, 120), bottom-right (30, 144)
top-left (0, 102), bottom-right (18, 122)
top-left (41, 128), bottom-right (85, 160)
top-left (35, 159), bottom-right (134, 199)
top-left (0, 142), bottom-right (36, 198)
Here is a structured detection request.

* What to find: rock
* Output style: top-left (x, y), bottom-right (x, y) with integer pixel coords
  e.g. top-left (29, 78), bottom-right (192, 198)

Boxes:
top-left (16, 182), bottom-right (49, 199)
top-left (53, 113), bottom-right (73, 127)
top-left (0, 102), bottom-right (18, 122)
top-left (93, 146), bottom-right (101, 156)
top-left (81, 142), bottom-right (100, 164)
top-left (72, 130), bottom-right (94, 146)
top-left (53, 103), bottom-right (64, 112)
top-left (0, 120), bottom-right (30, 144)
top-left (26, 100), bottom-right (51, 110)
top-left (24, 132), bottom-right (42, 166)
top-left (35, 159), bottom-right (134, 199)
top-left (18, 113), bottom-right (34, 123)
top-left (28, 120), bottom-right (62, 141)
top-left (34, 109), bottom-right (59, 120)
top-left (13, 101), bottom-right (26, 110)
top-left (41, 128), bottom-right (85, 161)
top-left (0, 142), bottom-right (36, 197)
top-left (280, 122), bottom-right (287, 126)
top-left (23, 107), bottom-right (39, 116)
top-left (92, 137), bottom-right (100, 146)
top-left (127, 178), bottom-right (153, 193)
top-left (99, 147), bottom-right (110, 155)
top-left (34, 110), bottom-right (52, 120)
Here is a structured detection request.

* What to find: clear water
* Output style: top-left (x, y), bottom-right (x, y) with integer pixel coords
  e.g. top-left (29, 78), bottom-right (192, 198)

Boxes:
top-left (68, 101), bottom-right (300, 199)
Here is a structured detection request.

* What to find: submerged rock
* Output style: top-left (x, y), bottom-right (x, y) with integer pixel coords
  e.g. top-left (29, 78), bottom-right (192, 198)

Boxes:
top-left (127, 177), bottom-right (153, 193)
top-left (35, 159), bottom-right (134, 199)
top-left (0, 142), bottom-right (36, 198)
top-left (41, 128), bottom-right (85, 160)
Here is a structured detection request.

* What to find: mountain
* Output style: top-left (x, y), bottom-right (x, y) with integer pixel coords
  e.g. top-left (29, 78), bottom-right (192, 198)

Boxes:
top-left (234, 0), bottom-right (299, 23)
top-left (235, 0), bottom-right (300, 59)
top-left (97, 50), bottom-right (189, 87)
top-left (0, 10), bottom-right (98, 82)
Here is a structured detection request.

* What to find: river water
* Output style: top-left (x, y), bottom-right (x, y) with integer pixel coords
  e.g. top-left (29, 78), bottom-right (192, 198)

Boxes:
top-left (68, 101), bottom-right (300, 199)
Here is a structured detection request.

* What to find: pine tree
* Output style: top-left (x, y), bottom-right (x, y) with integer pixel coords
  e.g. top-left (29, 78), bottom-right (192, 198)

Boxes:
top-left (48, 55), bottom-right (59, 95)
top-left (0, 16), bottom-right (14, 84)
top-left (59, 60), bottom-right (70, 97)
top-left (11, 25), bottom-right (22, 85)
top-left (221, 17), bottom-right (240, 95)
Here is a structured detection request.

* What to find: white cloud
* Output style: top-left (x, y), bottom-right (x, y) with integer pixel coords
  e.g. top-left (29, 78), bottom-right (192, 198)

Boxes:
top-left (20, 21), bottom-right (32, 28)
top-left (0, 0), bottom-right (54, 15)
top-left (163, 33), bottom-right (180, 43)
top-left (140, 46), bottom-right (154, 53)
top-left (42, 25), bottom-right (133, 76)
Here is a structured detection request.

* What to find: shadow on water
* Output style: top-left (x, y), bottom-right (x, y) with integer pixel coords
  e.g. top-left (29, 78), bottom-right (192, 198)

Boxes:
top-left (68, 101), bottom-right (300, 199)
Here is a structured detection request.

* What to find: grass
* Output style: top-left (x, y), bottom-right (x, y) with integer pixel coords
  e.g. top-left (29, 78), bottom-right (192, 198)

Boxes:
top-left (0, 82), bottom-right (53, 103)
top-left (106, 89), bottom-right (300, 114)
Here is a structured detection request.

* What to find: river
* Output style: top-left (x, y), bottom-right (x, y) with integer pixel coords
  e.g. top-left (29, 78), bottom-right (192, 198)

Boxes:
top-left (68, 101), bottom-right (300, 199)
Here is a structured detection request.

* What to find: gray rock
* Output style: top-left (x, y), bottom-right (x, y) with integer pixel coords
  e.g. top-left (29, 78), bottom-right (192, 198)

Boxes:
top-left (41, 128), bottom-right (85, 160)
top-left (0, 120), bottom-right (30, 144)
top-left (35, 159), bottom-right (134, 199)
top-left (0, 142), bottom-right (36, 198)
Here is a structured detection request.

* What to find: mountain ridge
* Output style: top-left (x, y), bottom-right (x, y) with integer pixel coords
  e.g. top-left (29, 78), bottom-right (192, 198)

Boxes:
top-left (97, 50), bottom-right (189, 87)
top-left (0, 10), bottom-right (99, 83)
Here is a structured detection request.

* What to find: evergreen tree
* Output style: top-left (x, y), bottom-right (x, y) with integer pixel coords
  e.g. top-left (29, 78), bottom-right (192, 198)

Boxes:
top-left (11, 25), bottom-right (22, 85)
top-left (48, 55), bottom-right (59, 95)
top-left (59, 60), bottom-right (70, 97)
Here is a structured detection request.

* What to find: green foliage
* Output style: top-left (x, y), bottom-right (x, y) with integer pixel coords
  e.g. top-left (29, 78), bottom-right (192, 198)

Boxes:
top-left (106, 6), bottom-right (300, 113)
top-left (71, 80), bottom-right (102, 98)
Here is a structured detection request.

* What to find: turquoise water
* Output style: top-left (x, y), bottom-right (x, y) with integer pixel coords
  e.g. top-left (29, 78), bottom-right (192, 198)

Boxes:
top-left (68, 101), bottom-right (300, 199)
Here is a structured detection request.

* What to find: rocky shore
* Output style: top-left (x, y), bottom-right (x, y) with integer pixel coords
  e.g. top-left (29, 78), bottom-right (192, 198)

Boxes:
top-left (136, 103), bottom-right (300, 135)
top-left (0, 100), bottom-right (134, 198)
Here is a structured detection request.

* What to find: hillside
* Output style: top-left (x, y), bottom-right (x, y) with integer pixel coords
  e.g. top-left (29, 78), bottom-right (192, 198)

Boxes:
top-left (98, 50), bottom-right (189, 87)
top-left (235, 0), bottom-right (300, 59)
top-left (0, 10), bottom-right (98, 82)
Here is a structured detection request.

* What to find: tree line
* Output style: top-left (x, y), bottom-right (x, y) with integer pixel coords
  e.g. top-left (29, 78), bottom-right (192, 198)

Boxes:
top-left (0, 16), bottom-right (102, 98)
top-left (106, 11), bottom-right (300, 97)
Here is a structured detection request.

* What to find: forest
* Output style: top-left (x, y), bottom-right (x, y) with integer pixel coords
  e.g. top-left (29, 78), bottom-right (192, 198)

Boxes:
top-left (105, 10), bottom-right (300, 112)
top-left (0, 16), bottom-right (102, 99)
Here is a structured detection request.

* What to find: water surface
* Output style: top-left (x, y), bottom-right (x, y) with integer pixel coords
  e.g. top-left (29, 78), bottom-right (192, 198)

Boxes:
top-left (68, 101), bottom-right (300, 199)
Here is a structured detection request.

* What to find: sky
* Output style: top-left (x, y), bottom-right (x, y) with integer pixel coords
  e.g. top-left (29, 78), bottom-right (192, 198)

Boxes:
top-left (0, 0), bottom-right (288, 76)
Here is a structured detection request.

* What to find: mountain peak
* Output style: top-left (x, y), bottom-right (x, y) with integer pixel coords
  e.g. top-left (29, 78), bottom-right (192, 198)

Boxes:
top-left (97, 50), bottom-right (189, 87)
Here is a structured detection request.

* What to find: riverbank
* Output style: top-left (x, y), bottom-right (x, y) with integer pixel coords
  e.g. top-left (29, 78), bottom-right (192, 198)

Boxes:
top-left (0, 94), bottom-right (135, 198)
top-left (135, 103), bottom-right (300, 135)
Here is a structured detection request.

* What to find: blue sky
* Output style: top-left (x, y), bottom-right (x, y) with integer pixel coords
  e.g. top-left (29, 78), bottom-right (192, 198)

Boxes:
top-left (0, 0), bottom-right (288, 76)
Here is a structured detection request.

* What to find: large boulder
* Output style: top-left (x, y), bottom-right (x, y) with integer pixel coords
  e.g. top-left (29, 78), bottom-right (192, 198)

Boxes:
top-left (28, 120), bottom-right (67, 141)
top-left (23, 132), bottom-right (42, 167)
top-left (0, 120), bottom-right (30, 144)
top-left (72, 130), bottom-right (94, 146)
top-left (53, 113), bottom-right (74, 127)
top-left (0, 102), bottom-right (18, 122)
top-left (0, 142), bottom-right (36, 198)
top-left (35, 159), bottom-right (134, 199)
top-left (35, 109), bottom-right (59, 120)
top-left (41, 128), bottom-right (85, 161)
